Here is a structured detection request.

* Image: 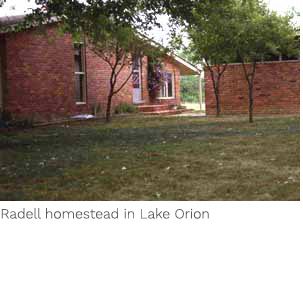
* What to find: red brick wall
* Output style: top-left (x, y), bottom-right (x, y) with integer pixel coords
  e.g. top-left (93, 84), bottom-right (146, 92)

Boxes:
top-left (4, 25), bottom-right (90, 122)
top-left (2, 25), bottom-right (182, 122)
top-left (85, 46), bottom-right (134, 112)
top-left (205, 61), bottom-right (300, 115)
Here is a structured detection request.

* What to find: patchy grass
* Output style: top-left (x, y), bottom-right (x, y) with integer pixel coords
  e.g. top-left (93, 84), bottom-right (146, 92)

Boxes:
top-left (0, 115), bottom-right (299, 201)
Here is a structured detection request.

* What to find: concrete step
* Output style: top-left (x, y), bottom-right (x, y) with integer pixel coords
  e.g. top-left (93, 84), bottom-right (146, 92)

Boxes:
top-left (138, 104), bottom-right (170, 113)
top-left (142, 109), bottom-right (193, 116)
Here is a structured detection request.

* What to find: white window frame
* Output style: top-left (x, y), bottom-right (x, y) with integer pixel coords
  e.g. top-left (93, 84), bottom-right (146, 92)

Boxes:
top-left (158, 71), bottom-right (175, 99)
top-left (74, 41), bottom-right (87, 105)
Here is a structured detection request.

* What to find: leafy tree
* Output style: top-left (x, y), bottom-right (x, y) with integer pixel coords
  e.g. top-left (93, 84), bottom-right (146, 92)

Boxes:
top-left (89, 26), bottom-right (141, 122)
top-left (85, 22), bottom-right (165, 122)
top-left (234, 0), bottom-right (299, 123)
top-left (21, 0), bottom-right (168, 122)
top-left (188, 0), bottom-right (238, 116)
top-left (176, 50), bottom-right (201, 104)
top-left (187, 0), bottom-right (299, 121)
top-left (19, 0), bottom-right (194, 122)
top-left (180, 76), bottom-right (200, 103)
top-left (26, 0), bottom-right (198, 32)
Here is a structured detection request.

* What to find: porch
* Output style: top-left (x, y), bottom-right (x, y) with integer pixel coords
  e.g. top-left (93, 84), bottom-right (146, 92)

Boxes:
top-left (132, 54), bottom-right (202, 115)
top-left (137, 104), bottom-right (189, 116)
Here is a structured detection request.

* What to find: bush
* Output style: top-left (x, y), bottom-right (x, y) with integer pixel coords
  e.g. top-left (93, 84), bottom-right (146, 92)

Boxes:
top-left (0, 110), bottom-right (12, 122)
top-left (181, 75), bottom-right (200, 103)
top-left (115, 103), bottom-right (138, 114)
top-left (177, 105), bottom-right (186, 110)
top-left (0, 110), bottom-right (10, 129)
top-left (10, 118), bottom-right (34, 129)
top-left (0, 110), bottom-right (34, 129)
top-left (91, 103), bottom-right (102, 116)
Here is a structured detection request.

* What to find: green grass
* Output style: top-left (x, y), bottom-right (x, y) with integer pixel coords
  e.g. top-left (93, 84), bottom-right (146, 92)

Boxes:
top-left (0, 115), bottom-right (299, 201)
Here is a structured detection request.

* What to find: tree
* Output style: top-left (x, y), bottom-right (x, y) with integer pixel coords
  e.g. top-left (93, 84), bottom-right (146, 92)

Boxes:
top-left (234, 0), bottom-right (299, 123)
top-left (90, 27), bottom-right (140, 122)
top-left (84, 22), bottom-right (165, 122)
top-left (21, 0), bottom-right (191, 122)
top-left (20, 0), bottom-right (168, 122)
top-left (26, 0), bottom-right (198, 32)
top-left (187, 0), bottom-right (238, 116)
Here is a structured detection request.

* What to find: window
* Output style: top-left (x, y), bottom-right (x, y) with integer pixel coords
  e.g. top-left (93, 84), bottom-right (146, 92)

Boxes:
top-left (0, 52), bottom-right (3, 111)
top-left (74, 43), bottom-right (86, 103)
top-left (159, 72), bottom-right (175, 99)
top-left (0, 37), bottom-right (4, 111)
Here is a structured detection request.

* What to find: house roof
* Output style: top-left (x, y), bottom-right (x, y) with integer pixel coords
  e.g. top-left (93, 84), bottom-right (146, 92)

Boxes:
top-left (0, 14), bottom-right (200, 75)
top-left (0, 15), bottom-right (27, 27)
top-left (170, 54), bottom-right (200, 75)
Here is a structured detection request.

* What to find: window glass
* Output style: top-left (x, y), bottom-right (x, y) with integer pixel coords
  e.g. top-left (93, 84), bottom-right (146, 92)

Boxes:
top-left (160, 72), bottom-right (174, 98)
top-left (74, 48), bottom-right (82, 73)
top-left (167, 73), bottom-right (173, 98)
top-left (132, 56), bottom-right (140, 71)
top-left (74, 43), bottom-right (86, 102)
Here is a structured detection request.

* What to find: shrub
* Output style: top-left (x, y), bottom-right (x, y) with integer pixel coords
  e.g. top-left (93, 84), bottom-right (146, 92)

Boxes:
top-left (0, 110), bottom-right (12, 122)
top-left (0, 110), bottom-right (10, 129)
top-left (91, 103), bottom-right (102, 116)
top-left (115, 103), bottom-right (138, 114)
top-left (181, 75), bottom-right (200, 103)
top-left (0, 110), bottom-right (34, 129)
top-left (177, 105), bottom-right (186, 110)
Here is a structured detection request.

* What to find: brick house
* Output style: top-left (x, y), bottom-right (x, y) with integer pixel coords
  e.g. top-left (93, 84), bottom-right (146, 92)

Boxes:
top-left (0, 15), bottom-right (199, 123)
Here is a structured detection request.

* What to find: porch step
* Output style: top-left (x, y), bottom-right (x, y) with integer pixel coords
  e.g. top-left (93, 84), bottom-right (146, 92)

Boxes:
top-left (142, 109), bottom-right (193, 116)
top-left (138, 104), bottom-right (170, 113)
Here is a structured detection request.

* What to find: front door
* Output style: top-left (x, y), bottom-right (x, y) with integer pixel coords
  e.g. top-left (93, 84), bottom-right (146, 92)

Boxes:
top-left (132, 57), bottom-right (142, 103)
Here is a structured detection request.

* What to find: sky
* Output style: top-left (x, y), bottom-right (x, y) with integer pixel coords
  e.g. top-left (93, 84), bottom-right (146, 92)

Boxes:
top-left (0, 0), bottom-right (301, 44)
top-left (0, 0), bottom-right (301, 16)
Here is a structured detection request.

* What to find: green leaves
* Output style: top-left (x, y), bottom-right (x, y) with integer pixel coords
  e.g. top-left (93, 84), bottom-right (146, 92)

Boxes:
top-left (188, 0), bottom-right (238, 65)
top-left (187, 0), bottom-right (299, 65)
top-left (234, 0), bottom-right (299, 63)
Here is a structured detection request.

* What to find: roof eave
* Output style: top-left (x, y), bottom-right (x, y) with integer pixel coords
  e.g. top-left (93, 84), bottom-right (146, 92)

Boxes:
top-left (171, 54), bottom-right (201, 75)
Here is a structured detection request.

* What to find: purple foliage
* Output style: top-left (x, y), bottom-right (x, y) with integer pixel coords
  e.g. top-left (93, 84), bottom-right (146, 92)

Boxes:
top-left (148, 63), bottom-right (164, 96)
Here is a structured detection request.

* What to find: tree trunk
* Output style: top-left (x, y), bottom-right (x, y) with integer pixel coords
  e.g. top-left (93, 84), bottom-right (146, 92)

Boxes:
top-left (248, 84), bottom-right (254, 123)
top-left (106, 89), bottom-right (114, 123)
top-left (205, 61), bottom-right (228, 118)
top-left (214, 87), bottom-right (221, 117)
top-left (239, 59), bottom-right (256, 124)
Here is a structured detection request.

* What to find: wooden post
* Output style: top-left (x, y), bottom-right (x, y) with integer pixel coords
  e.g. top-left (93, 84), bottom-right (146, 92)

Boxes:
top-left (198, 70), bottom-right (204, 112)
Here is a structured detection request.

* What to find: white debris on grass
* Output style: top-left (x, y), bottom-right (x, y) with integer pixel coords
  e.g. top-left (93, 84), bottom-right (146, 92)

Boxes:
top-left (71, 114), bottom-right (95, 120)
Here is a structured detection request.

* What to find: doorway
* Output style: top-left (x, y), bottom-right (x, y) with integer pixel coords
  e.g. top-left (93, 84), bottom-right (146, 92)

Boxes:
top-left (132, 57), bottom-right (142, 104)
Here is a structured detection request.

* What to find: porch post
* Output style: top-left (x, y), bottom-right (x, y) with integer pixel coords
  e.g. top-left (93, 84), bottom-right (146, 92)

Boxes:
top-left (198, 70), bottom-right (204, 112)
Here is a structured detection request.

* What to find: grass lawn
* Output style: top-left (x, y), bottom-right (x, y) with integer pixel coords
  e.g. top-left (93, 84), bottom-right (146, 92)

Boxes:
top-left (0, 115), bottom-right (299, 201)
